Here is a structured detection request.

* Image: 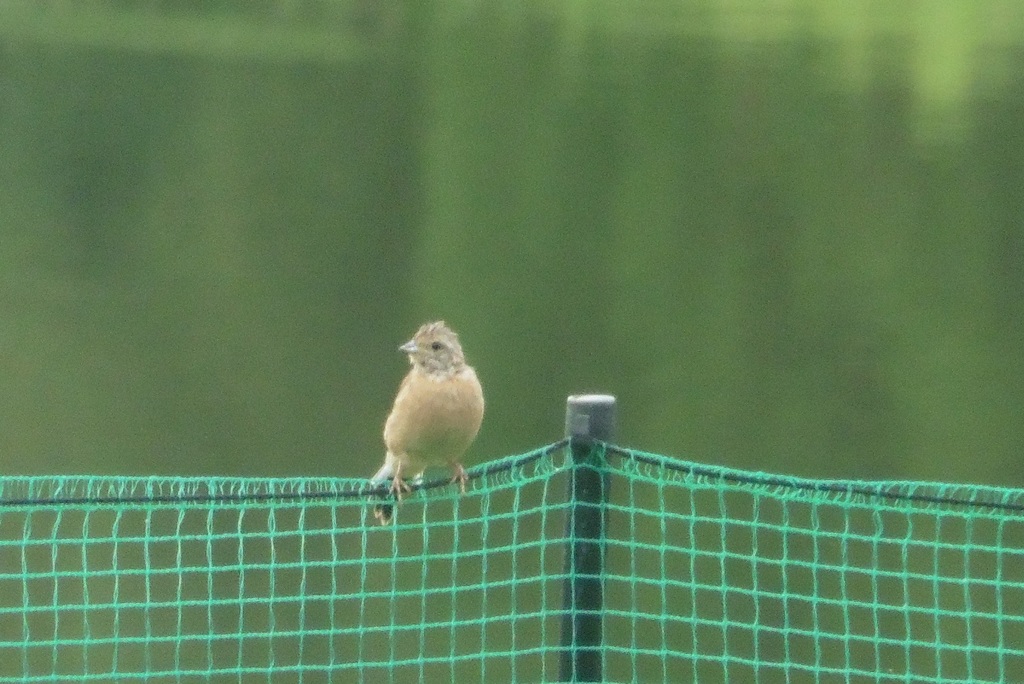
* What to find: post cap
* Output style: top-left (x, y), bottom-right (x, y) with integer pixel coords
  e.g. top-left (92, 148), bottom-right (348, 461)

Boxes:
top-left (565, 394), bottom-right (617, 441)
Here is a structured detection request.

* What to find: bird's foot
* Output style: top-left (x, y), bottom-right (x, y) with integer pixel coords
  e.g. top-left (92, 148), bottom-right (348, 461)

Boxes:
top-left (449, 463), bottom-right (468, 494)
top-left (390, 475), bottom-right (412, 501)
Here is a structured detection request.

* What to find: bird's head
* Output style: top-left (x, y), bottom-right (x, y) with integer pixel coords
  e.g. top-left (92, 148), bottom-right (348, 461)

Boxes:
top-left (400, 321), bottom-right (467, 376)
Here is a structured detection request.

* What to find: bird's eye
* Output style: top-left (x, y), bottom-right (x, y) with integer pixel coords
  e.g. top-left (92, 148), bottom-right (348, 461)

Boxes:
top-left (430, 341), bottom-right (444, 351)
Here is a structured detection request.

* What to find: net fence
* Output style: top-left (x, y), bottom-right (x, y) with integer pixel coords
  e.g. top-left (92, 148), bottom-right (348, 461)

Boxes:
top-left (1, 441), bottom-right (1023, 682)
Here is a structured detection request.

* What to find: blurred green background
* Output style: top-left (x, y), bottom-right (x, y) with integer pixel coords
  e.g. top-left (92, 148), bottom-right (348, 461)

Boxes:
top-left (1, 0), bottom-right (1023, 487)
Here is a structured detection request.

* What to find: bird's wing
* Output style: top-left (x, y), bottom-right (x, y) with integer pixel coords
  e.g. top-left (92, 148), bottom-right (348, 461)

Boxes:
top-left (370, 457), bottom-right (395, 485)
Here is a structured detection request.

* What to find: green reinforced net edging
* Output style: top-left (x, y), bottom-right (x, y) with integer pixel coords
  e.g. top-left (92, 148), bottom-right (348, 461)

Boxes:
top-left (2, 441), bottom-right (1023, 683)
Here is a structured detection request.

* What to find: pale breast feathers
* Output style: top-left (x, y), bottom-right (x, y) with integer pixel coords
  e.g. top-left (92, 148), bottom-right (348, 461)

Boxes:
top-left (384, 368), bottom-right (484, 467)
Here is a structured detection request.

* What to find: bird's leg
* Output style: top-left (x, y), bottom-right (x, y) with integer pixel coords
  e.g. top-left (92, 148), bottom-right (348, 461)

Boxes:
top-left (449, 462), bottom-right (468, 494)
top-left (390, 461), bottom-right (412, 500)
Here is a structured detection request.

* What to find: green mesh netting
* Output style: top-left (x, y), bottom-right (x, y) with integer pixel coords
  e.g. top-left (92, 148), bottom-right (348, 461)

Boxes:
top-left (1, 441), bottom-right (1023, 682)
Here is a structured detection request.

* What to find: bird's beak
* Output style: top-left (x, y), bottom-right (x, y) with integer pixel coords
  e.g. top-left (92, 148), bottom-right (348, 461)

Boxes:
top-left (399, 339), bottom-right (417, 354)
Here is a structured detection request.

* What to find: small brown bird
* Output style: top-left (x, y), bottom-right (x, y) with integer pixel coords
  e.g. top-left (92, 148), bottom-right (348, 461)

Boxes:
top-left (370, 321), bottom-right (484, 524)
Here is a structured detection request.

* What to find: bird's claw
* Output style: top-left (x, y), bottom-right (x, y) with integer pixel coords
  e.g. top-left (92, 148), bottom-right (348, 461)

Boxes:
top-left (450, 463), bottom-right (468, 495)
top-left (389, 476), bottom-right (412, 501)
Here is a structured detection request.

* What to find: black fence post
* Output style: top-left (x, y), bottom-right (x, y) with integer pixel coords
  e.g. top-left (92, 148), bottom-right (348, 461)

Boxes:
top-left (559, 394), bottom-right (615, 683)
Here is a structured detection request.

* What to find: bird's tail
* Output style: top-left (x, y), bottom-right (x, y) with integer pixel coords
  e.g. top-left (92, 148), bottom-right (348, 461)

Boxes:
top-left (369, 460), bottom-right (396, 525)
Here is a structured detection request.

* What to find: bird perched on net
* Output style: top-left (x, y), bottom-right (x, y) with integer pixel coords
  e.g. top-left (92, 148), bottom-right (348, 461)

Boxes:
top-left (370, 321), bottom-right (484, 524)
